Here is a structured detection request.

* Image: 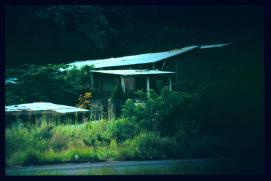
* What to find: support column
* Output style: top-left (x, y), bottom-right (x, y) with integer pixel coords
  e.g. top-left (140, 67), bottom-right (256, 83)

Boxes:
top-left (116, 77), bottom-right (120, 86)
top-left (90, 73), bottom-right (94, 89)
top-left (98, 78), bottom-right (101, 92)
top-left (169, 77), bottom-right (172, 91)
top-left (146, 76), bottom-right (150, 97)
top-left (121, 77), bottom-right (126, 94)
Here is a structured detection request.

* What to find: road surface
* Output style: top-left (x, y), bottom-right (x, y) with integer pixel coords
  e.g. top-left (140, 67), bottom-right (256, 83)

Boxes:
top-left (6, 158), bottom-right (264, 175)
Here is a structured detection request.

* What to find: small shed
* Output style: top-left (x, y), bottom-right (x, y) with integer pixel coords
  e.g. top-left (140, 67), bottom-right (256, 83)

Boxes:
top-left (5, 102), bottom-right (89, 125)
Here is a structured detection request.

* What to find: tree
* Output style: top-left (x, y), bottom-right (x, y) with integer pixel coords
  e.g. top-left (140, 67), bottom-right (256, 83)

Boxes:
top-left (6, 6), bottom-right (116, 66)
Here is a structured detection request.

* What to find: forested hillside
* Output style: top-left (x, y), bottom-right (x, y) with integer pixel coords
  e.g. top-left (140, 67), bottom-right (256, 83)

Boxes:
top-left (5, 5), bottom-right (263, 67)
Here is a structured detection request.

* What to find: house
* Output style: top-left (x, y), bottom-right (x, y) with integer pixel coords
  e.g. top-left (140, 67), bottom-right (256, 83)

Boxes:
top-left (62, 43), bottom-right (232, 95)
top-left (61, 43), bottom-right (232, 119)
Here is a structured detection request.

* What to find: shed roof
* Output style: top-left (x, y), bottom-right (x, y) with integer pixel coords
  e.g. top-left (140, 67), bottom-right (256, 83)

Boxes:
top-left (200, 44), bottom-right (231, 49)
top-left (61, 43), bottom-right (231, 70)
top-left (92, 69), bottom-right (175, 76)
top-left (5, 102), bottom-right (89, 114)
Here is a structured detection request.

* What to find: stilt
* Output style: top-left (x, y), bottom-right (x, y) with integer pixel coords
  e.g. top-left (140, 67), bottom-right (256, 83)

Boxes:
top-left (98, 78), bottom-right (101, 92)
top-left (121, 77), bottom-right (126, 94)
top-left (169, 77), bottom-right (172, 91)
top-left (90, 74), bottom-right (94, 89)
top-left (146, 76), bottom-right (150, 97)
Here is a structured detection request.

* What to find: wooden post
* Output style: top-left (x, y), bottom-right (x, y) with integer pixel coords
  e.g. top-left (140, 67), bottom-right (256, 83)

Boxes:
top-left (98, 77), bottom-right (101, 92)
top-left (90, 73), bottom-right (94, 89)
top-left (121, 77), bottom-right (126, 94)
top-left (175, 61), bottom-right (178, 85)
top-left (169, 77), bottom-right (172, 91)
top-left (116, 77), bottom-right (120, 86)
top-left (146, 76), bottom-right (150, 97)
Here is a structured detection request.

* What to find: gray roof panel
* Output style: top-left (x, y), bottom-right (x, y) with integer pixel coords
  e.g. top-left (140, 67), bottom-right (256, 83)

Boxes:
top-left (5, 102), bottom-right (89, 113)
top-left (61, 43), bottom-right (231, 70)
top-left (92, 69), bottom-right (175, 76)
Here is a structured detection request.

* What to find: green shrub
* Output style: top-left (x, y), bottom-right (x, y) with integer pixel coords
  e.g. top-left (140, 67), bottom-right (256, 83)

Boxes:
top-left (127, 132), bottom-right (176, 160)
top-left (111, 84), bottom-right (126, 101)
top-left (6, 151), bottom-right (27, 167)
top-left (107, 118), bottom-right (139, 142)
top-left (5, 116), bottom-right (228, 167)
top-left (49, 132), bottom-right (68, 151)
top-left (116, 142), bottom-right (137, 161)
top-left (32, 121), bottom-right (53, 140)
top-left (64, 147), bottom-right (99, 163)
top-left (121, 99), bottom-right (137, 119)
top-left (135, 89), bottom-right (147, 101)
top-left (121, 88), bottom-right (200, 136)
top-left (5, 126), bottom-right (35, 158)
top-left (82, 120), bottom-right (111, 147)
top-left (53, 124), bottom-right (84, 140)
top-left (42, 149), bottom-right (64, 164)
top-left (22, 150), bottom-right (43, 166)
top-left (121, 99), bottom-right (147, 124)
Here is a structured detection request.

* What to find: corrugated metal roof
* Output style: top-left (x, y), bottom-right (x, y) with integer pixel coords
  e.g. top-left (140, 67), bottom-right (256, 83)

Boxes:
top-left (61, 43), bottom-right (231, 70)
top-left (5, 102), bottom-right (89, 114)
top-left (200, 43), bottom-right (232, 49)
top-left (92, 69), bottom-right (175, 76)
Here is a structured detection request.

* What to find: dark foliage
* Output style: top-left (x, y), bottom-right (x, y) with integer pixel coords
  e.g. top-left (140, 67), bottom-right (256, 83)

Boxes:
top-left (5, 64), bottom-right (94, 106)
top-left (6, 6), bottom-right (263, 67)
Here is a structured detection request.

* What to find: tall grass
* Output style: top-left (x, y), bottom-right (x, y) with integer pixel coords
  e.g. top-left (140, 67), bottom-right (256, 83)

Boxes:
top-left (6, 117), bottom-right (224, 167)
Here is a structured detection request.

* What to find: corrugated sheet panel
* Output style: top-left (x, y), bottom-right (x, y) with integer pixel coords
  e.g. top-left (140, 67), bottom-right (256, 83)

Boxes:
top-left (200, 43), bottom-right (232, 49)
top-left (5, 102), bottom-right (89, 113)
top-left (61, 43), bottom-right (230, 70)
top-left (64, 45), bottom-right (197, 70)
top-left (92, 69), bottom-right (175, 76)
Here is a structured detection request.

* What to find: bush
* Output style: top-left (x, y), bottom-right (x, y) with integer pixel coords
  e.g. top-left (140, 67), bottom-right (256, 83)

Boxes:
top-left (32, 121), bottom-right (53, 140)
top-left (107, 118), bottom-right (139, 142)
top-left (127, 132), bottom-right (175, 160)
top-left (6, 151), bottom-right (27, 167)
top-left (5, 126), bottom-right (35, 158)
top-left (82, 120), bottom-right (111, 147)
top-left (135, 89), bottom-right (147, 101)
top-left (49, 132), bottom-right (68, 151)
top-left (116, 143), bottom-right (137, 161)
top-left (111, 84), bottom-right (126, 101)
top-left (5, 116), bottom-right (229, 167)
top-left (121, 99), bottom-right (147, 123)
top-left (121, 88), bottom-right (199, 135)
top-left (22, 150), bottom-right (43, 166)
top-left (64, 147), bottom-right (99, 163)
